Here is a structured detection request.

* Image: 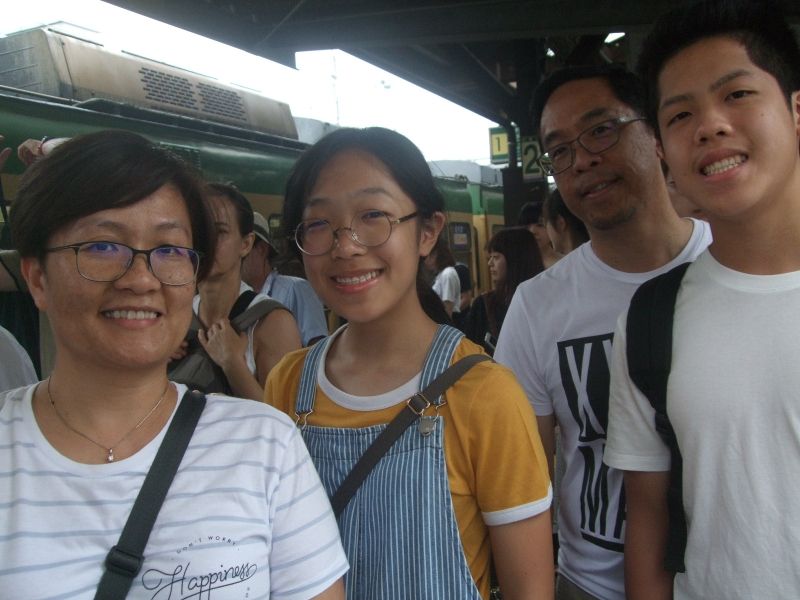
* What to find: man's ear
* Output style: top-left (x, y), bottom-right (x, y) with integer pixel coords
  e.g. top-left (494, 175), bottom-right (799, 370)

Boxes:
top-left (419, 212), bottom-right (446, 258)
top-left (656, 138), bottom-right (665, 160)
top-left (241, 232), bottom-right (256, 258)
top-left (21, 256), bottom-right (48, 311)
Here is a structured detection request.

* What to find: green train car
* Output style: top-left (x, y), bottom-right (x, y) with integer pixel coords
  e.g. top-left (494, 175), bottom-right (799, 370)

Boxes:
top-left (0, 26), bottom-right (504, 295)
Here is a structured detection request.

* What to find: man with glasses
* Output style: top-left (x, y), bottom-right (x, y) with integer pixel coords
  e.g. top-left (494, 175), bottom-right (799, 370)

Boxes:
top-left (494, 64), bottom-right (711, 600)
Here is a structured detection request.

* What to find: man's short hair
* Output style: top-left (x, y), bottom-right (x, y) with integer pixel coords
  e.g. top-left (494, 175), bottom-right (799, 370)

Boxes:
top-left (638, 0), bottom-right (800, 134)
top-left (454, 263), bottom-right (472, 292)
top-left (532, 64), bottom-right (647, 137)
top-left (517, 201), bottom-right (543, 227)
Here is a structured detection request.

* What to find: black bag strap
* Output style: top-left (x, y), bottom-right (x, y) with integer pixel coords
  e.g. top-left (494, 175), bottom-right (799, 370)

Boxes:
top-left (231, 298), bottom-right (287, 333)
top-left (190, 290), bottom-right (256, 335)
top-left (330, 353), bottom-right (491, 517)
top-left (94, 390), bottom-right (207, 600)
top-left (229, 290), bottom-right (256, 320)
top-left (626, 261), bottom-right (690, 573)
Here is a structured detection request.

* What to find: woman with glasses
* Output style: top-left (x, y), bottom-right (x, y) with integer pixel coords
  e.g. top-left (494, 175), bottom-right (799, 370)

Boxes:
top-left (0, 130), bottom-right (346, 599)
top-left (265, 127), bottom-right (554, 600)
top-left (190, 182), bottom-right (301, 400)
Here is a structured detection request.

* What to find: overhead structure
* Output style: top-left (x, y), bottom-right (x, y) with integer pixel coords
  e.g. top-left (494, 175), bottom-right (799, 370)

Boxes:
top-left (103, 0), bottom-right (800, 216)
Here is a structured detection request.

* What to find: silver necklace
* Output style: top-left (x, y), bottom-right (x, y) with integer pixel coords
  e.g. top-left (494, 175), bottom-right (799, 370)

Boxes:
top-left (47, 377), bottom-right (170, 462)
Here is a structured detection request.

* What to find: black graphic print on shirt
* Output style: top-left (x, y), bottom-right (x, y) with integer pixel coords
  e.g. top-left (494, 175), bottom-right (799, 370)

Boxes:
top-left (557, 332), bottom-right (625, 552)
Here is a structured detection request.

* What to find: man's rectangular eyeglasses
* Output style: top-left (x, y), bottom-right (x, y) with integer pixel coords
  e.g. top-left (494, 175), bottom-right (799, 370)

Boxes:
top-left (45, 241), bottom-right (201, 286)
top-left (538, 116), bottom-right (646, 176)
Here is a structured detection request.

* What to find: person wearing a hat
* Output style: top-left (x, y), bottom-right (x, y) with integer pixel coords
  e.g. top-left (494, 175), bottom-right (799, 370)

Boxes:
top-left (243, 211), bottom-right (329, 346)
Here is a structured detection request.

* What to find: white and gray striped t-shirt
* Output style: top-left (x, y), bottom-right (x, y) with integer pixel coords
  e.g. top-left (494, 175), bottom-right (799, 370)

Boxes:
top-left (0, 383), bottom-right (348, 600)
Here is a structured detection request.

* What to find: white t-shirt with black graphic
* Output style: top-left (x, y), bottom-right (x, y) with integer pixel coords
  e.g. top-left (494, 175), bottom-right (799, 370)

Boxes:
top-left (495, 219), bottom-right (710, 599)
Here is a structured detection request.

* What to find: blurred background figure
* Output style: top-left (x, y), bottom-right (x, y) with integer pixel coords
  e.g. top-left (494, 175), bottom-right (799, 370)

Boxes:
top-left (452, 262), bottom-right (473, 331)
top-left (0, 323), bottom-right (36, 392)
top-left (665, 166), bottom-right (706, 220)
top-left (542, 190), bottom-right (590, 256)
top-left (517, 200), bottom-right (562, 268)
top-left (243, 211), bottom-right (329, 345)
top-left (465, 227), bottom-right (543, 354)
top-left (192, 183), bottom-right (301, 400)
top-left (424, 235), bottom-right (460, 319)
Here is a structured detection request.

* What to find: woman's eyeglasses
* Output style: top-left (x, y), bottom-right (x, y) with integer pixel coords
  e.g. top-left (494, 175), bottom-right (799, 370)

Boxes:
top-left (45, 241), bottom-right (201, 286)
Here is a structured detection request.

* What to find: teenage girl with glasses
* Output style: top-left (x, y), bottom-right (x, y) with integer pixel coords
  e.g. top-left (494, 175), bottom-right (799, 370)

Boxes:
top-left (265, 127), bottom-right (554, 599)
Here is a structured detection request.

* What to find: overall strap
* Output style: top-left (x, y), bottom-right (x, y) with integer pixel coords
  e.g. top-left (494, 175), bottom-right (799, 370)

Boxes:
top-left (330, 353), bottom-right (491, 516)
top-left (419, 324), bottom-right (464, 405)
top-left (626, 261), bottom-right (690, 574)
top-left (94, 390), bottom-right (207, 600)
top-left (294, 336), bottom-right (328, 420)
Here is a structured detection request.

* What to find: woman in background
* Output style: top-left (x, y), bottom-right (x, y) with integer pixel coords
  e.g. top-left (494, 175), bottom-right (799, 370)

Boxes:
top-left (465, 227), bottom-right (543, 354)
top-left (424, 235), bottom-right (461, 319)
top-left (542, 190), bottom-right (589, 256)
top-left (193, 183), bottom-right (301, 400)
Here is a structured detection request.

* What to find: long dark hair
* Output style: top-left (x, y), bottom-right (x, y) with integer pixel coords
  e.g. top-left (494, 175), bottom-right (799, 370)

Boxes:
top-left (488, 227), bottom-right (543, 308)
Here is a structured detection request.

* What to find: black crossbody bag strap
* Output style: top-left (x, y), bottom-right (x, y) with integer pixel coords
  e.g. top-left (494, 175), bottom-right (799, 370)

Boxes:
top-left (330, 354), bottom-right (491, 517)
top-left (94, 390), bottom-right (207, 600)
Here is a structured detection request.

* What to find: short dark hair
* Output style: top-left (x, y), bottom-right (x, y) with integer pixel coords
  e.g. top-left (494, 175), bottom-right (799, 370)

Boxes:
top-left (429, 234), bottom-right (456, 272)
top-left (206, 182), bottom-right (255, 237)
top-left (543, 190), bottom-right (589, 244)
top-left (487, 227), bottom-right (544, 307)
top-left (532, 64), bottom-right (647, 136)
top-left (638, 0), bottom-right (800, 133)
top-left (283, 127), bottom-right (444, 258)
top-left (11, 130), bottom-right (216, 281)
top-left (454, 262), bottom-right (472, 292)
top-left (516, 201), bottom-right (543, 227)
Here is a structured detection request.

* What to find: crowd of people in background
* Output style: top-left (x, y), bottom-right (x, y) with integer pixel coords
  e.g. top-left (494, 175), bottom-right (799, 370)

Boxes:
top-left (1, 0), bottom-right (799, 598)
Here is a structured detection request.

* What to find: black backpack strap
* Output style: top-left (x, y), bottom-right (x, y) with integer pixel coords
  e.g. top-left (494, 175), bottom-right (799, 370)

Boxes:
top-left (626, 261), bottom-right (690, 573)
top-left (231, 298), bottom-right (288, 333)
top-left (329, 353), bottom-right (491, 517)
top-left (94, 390), bottom-right (207, 599)
top-left (229, 290), bottom-right (256, 320)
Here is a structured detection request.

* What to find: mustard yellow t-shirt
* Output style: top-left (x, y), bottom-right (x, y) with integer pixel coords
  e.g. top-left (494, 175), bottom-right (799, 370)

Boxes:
top-left (265, 336), bottom-right (551, 599)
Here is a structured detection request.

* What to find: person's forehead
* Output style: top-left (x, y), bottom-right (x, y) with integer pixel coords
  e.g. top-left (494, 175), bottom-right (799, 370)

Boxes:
top-left (657, 36), bottom-right (762, 108)
top-left (540, 77), bottom-right (628, 142)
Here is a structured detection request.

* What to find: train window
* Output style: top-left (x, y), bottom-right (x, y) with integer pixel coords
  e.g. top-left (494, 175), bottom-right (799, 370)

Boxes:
top-left (448, 222), bottom-right (472, 252)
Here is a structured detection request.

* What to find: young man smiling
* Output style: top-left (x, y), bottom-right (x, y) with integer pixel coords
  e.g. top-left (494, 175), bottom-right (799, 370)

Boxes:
top-left (494, 65), bottom-right (711, 600)
top-left (604, 1), bottom-right (800, 599)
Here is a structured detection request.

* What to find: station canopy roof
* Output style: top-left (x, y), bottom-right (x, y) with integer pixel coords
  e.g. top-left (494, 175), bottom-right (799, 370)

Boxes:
top-left (107, 0), bottom-right (800, 133)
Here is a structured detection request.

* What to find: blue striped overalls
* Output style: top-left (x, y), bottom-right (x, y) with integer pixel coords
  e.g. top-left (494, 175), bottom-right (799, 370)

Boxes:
top-left (295, 324), bottom-right (483, 599)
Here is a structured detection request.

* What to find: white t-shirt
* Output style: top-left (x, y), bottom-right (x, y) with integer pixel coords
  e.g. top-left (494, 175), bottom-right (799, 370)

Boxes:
top-left (433, 266), bottom-right (462, 313)
top-left (605, 249), bottom-right (800, 599)
top-left (0, 383), bottom-right (348, 599)
top-left (0, 325), bottom-right (37, 392)
top-left (260, 271), bottom-right (328, 346)
top-left (494, 219), bottom-right (711, 599)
